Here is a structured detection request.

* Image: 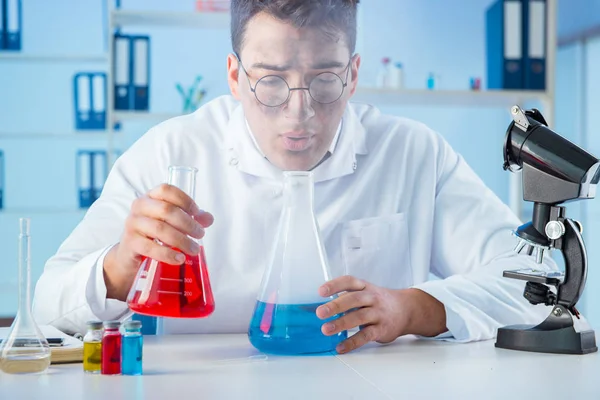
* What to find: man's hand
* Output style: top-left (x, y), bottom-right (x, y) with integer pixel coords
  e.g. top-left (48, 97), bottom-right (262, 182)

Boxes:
top-left (103, 184), bottom-right (214, 301)
top-left (316, 276), bottom-right (448, 354)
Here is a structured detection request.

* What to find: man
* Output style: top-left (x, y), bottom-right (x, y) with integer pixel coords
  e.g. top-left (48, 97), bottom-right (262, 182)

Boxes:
top-left (33, 0), bottom-right (554, 354)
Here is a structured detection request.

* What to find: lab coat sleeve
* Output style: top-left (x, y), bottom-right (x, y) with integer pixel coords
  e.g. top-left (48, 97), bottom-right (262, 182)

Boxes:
top-left (32, 127), bottom-right (168, 335)
top-left (412, 133), bottom-right (558, 343)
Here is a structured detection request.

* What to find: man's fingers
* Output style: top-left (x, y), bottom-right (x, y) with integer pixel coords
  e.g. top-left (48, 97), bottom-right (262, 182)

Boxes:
top-left (134, 216), bottom-right (200, 257)
top-left (321, 307), bottom-right (374, 336)
top-left (336, 326), bottom-right (379, 354)
top-left (130, 236), bottom-right (186, 266)
top-left (147, 184), bottom-right (214, 227)
top-left (319, 275), bottom-right (367, 297)
top-left (148, 183), bottom-right (199, 213)
top-left (194, 210), bottom-right (214, 228)
top-left (316, 291), bottom-right (373, 319)
top-left (134, 197), bottom-right (205, 240)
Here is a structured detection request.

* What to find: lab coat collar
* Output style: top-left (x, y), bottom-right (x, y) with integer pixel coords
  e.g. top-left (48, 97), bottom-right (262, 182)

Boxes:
top-left (224, 103), bottom-right (367, 183)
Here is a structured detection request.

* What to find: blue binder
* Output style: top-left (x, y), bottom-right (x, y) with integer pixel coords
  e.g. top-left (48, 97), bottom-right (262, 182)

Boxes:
top-left (92, 150), bottom-right (107, 201)
top-left (0, 149), bottom-right (4, 210)
top-left (77, 150), bottom-right (107, 207)
top-left (113, 34), bottom-right (132, 110)
top-left (74, 72), bottom-right (107, 130)
top-left (523, 0), bottom-right (546, 90)
top-left (131, 314), bottom-right (158, 335)
top-left (113, 34), bottom-right (151, 110)
top-left (486, 0), bottom-right (524, 90)
top-left (0, 0), bottom-right (5, 50)
top-left (132, 35), bottom-right (150, 110)
top-left (77, 151), bottom-right (93, 208)
top-left (91, 73), bottom-right (107, 129)
top-left (5, 0), bottom-right (20, 51)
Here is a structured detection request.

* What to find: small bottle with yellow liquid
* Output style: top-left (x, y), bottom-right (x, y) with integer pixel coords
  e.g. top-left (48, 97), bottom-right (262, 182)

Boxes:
top-left (83, 321), bottom-right (103, 373)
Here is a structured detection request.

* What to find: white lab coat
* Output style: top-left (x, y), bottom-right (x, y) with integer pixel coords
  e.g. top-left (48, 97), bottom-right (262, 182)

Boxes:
top-left (33, 95), bottom-right (555, 340)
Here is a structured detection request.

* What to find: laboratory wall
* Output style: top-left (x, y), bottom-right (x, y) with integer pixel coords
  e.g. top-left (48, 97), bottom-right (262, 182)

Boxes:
top-left (0, 0), bottom-right (598, 333)
top-left (578, 36), bottom-right (600, 327)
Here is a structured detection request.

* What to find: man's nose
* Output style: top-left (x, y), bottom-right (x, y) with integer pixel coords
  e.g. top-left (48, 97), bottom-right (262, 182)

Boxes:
top-left (284, 88), bottom-right (315, 122)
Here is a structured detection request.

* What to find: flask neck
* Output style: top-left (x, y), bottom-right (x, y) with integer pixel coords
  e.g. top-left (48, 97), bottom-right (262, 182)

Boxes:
top-left (168, 166), bottom-right (198, 200)
top-left (283, 172), bottom-right (315, 212)
top-left (17, 220), bottom-right (32, 318)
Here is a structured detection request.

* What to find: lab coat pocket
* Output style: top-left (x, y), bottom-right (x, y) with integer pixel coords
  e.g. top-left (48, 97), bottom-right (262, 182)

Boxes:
top-left (341, 213), bottom-right (413, 289)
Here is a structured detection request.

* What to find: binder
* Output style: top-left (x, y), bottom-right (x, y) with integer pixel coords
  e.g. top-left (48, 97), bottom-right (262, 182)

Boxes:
top-left (77, 151), bottom-right (93, 208)
top-left (1, 0), bottom-right (5, 50)
top-left (132, 35), bottom-right (150, 110)
top-left (486, 0), bottom-right (524, 89)
top-left (0, 149), bottom-right (4, 210)
top-left (523, 0), bottom-right (546, 90)
top-left (74, 72), bottom-right (107, 130)
top-left (132, 314), bottom-right (157, 335)
top-left (113, 34), bottom-right (132, 110)
top-left (91, 73), bottom-right (107, 128)
top-left (92, 151), bottom-right (107, 201)
top-left (74, 74), bottom-right (91, 130)
top-left (5, 0), bottom-right (20, 51)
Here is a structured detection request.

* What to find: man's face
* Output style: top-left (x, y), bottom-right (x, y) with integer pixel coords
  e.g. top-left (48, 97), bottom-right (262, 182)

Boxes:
top-left (227, 12), bottom-right (361, 171)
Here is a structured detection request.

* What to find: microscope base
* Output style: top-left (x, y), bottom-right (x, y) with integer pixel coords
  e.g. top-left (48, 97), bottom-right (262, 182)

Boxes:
top-left (495, 324), bottom-right (598, 355)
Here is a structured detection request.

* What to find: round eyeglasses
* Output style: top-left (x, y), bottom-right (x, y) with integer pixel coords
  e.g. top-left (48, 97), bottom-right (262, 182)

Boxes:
top-left (236, 56), bottom-right (352, 108)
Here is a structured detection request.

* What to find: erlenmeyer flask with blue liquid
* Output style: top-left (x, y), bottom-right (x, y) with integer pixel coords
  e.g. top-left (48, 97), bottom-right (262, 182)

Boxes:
top-left (248, 171), bottom-right (347, 355)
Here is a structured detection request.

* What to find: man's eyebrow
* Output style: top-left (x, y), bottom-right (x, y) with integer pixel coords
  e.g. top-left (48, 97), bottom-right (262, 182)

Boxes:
top-left (249, 60), bottom-right (347, 71)
top-left (311, 60), bottom-right (347, 69)
top-left (249, 62), bottom-right (292, 72)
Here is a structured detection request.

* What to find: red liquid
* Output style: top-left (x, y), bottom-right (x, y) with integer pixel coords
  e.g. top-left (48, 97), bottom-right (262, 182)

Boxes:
top-left (128, 246), bottom-right (215, 318)
top-left (101, 331), bottom-right (121, 375)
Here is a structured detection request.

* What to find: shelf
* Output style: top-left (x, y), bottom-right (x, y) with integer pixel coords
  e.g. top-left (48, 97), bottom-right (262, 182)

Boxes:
top-left (0, 53), bottom-right (108, 62)
top-left (0, 132), bottom-right (107, 139)
top-left (112, 110), bottom-right (183, 122)
top-left (0, 208), bottom-right (88, 216)
top-left (111, 10), bottom-right (230, 29)
top-left (352, 87), bottom-right (552, 108)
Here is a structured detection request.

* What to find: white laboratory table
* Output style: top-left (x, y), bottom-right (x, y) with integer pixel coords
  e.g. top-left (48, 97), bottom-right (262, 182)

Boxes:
top-left (0, 333), bottom-right (598, 399)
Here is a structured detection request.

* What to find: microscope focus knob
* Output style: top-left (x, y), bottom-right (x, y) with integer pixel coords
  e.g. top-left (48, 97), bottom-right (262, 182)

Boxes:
top-left (545, 220), bottom-right (566, 240)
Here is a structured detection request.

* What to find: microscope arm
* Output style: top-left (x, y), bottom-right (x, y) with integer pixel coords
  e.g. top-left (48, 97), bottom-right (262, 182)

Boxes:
top-left (556, 218), bottom-right (588, 312)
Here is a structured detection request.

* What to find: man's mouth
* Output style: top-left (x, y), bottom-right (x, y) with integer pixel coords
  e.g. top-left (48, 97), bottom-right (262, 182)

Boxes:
top-left (281, 133), bottom-right (313, 152)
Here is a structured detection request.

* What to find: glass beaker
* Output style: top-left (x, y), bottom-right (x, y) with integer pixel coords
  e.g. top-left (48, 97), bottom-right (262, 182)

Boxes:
top-left (248, 171), bottom-right (347, 355)
top-left (127, 166), bottom-right (215, 318)
top-left (0, 218), bottom-right (51, 374)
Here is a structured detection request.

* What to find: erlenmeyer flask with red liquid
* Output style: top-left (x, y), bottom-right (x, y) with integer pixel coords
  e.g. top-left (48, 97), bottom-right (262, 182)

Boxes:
top-left (127, 166), bottom-right (215, 319)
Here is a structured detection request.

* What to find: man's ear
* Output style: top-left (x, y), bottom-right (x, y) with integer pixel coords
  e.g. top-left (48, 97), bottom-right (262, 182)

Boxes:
top-left (348, 53), bottom-right (361, 96)
top-left (227, 53), bottom-right (241, 100)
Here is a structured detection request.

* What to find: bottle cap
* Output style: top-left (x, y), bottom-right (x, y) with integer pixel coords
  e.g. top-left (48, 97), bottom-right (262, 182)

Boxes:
top-left (123, 320), bottom-right (142, 331)
top-left (103, 320), bottom-right (121, 329)
top-left (86, 320), bottom-right (103, 330)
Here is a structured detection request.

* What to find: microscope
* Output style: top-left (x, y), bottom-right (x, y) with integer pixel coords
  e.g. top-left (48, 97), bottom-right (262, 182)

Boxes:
top-left (495, 105), bottom-right (600, 355)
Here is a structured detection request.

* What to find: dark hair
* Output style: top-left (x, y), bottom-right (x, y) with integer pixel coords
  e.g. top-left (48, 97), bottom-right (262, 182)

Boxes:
top-left (231, 0), bottom-right (360, 56)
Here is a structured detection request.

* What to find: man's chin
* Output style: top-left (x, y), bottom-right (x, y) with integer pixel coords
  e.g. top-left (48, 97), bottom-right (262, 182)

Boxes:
top-left (273, 153), bottom-right (319, 172)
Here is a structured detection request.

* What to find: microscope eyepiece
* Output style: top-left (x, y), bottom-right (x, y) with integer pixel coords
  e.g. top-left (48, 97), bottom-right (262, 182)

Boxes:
top-left (504, 105), bottom-right (600, 204)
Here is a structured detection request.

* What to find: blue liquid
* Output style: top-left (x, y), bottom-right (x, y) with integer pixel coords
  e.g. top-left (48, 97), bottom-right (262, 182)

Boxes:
top-left (121, 335), bottom-right (143, 375)
top-left (248, 301), bottom-right (347, 355)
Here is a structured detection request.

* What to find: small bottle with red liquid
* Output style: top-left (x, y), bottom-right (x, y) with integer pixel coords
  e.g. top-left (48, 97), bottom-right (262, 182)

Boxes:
top-left (126, 166), bottom-right (215, 319)
top-left (101, 321), bottom-right (121, 375)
